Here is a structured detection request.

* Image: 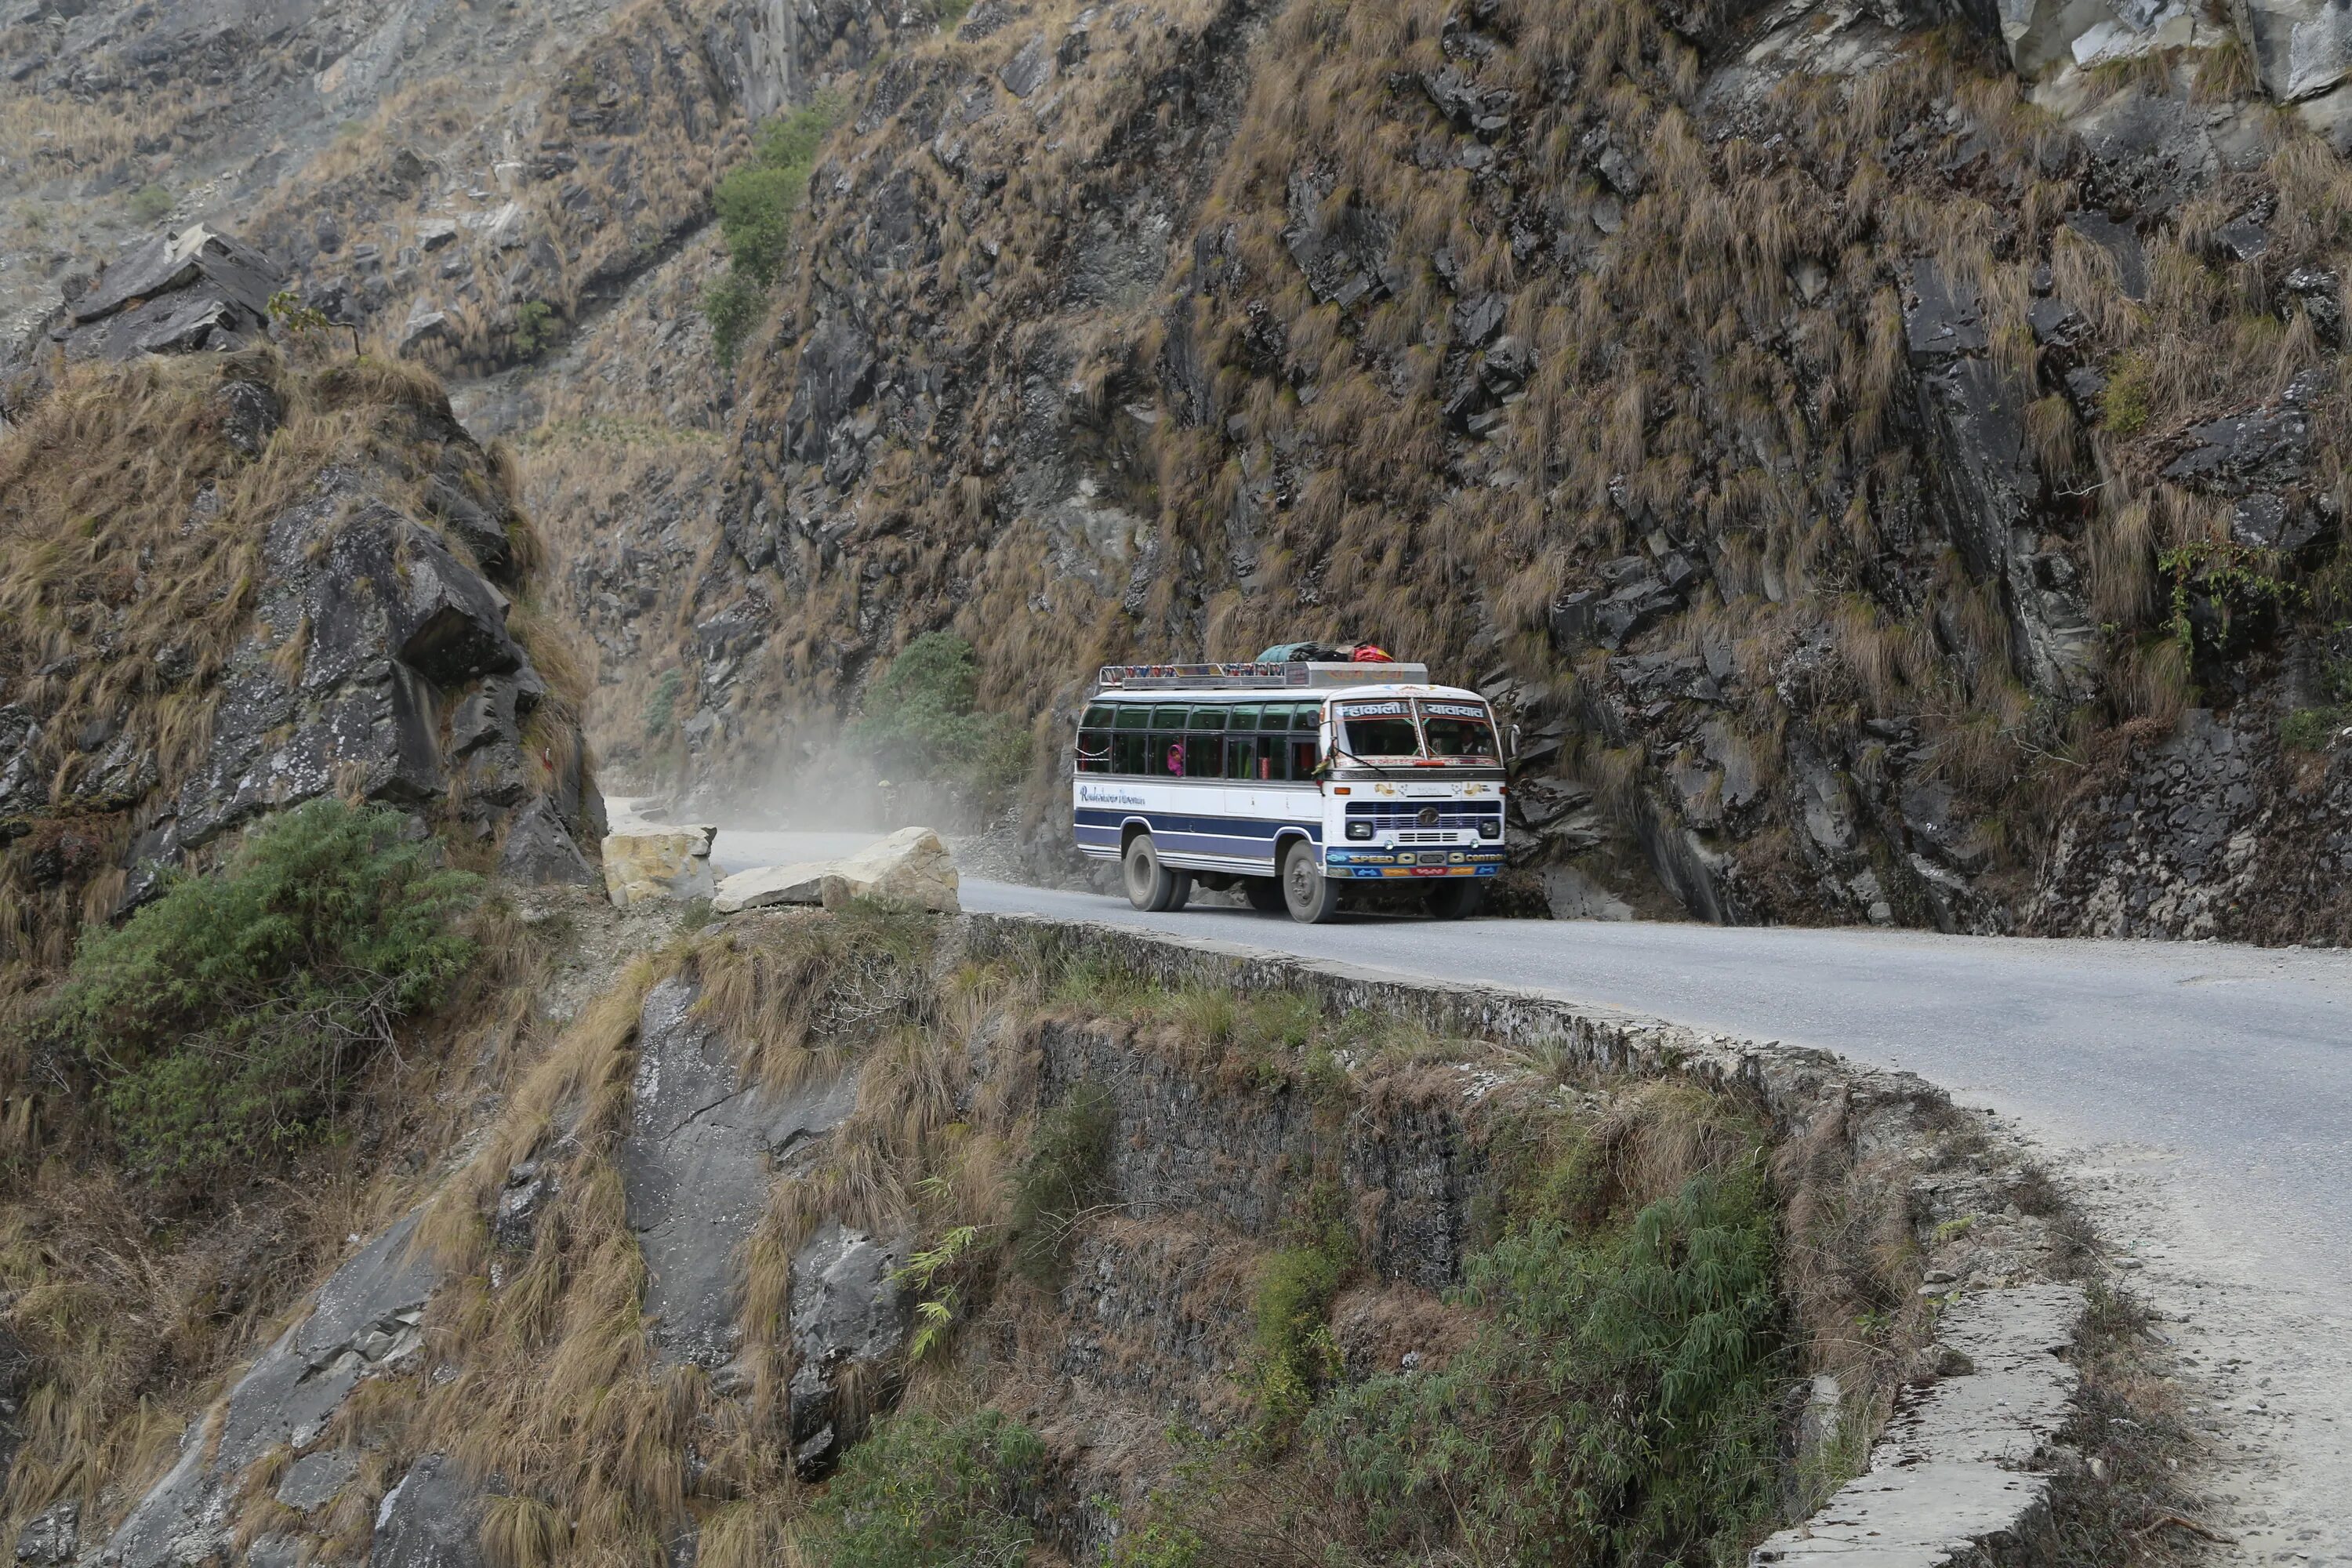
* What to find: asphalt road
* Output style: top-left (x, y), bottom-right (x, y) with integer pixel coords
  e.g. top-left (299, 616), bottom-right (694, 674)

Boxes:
top-left (711, 826), bottom-right (2352, 1294)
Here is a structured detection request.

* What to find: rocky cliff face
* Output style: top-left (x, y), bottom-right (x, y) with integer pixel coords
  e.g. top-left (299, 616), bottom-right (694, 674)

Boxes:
top-left (578, 0), bottom-right (2352, 941)
top-left (0, 268), bottom-right (603, 976)
top-left (14, 0), bottom-right (2352, 945)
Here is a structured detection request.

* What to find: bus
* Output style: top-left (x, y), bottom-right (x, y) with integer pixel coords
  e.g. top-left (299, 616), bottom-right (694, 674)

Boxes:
top-left (1071, 659), bottom-right (1510, 923)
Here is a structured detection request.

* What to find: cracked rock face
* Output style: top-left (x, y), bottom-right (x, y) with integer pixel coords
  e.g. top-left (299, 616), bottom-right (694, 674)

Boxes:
top-left (616, 976), bottom-right (862, 1370)
top-left (97, 1213), bottom-right (439, 1568)
top-left (368, 1454), bottom-right (487, 1568)
top-left (786, 1221), bottom-right (909, 1478)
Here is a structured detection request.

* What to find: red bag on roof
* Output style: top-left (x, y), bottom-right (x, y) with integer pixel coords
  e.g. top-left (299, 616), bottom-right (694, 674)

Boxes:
top-left (1349, 643), bottom-right (1395, 662)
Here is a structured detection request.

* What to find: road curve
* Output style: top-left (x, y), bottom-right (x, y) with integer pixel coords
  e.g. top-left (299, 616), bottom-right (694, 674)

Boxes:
top-left (711, 827), bottom-right (2352, 1292)
top-left (961, 878), bottom-right (2352, 1284)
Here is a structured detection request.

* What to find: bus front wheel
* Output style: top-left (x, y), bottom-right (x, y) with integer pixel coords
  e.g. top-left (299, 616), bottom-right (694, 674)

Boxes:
top-left (1280, 840), bottom-right (1341, 924)
top-left (1123, 833), bottom-right (1192, 912)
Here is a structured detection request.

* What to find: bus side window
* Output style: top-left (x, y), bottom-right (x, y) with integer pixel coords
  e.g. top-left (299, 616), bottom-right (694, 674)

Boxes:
top-left (1149, 706), bottom-right (1192, 779)
top-left (1224, 733), bottom-right (1259, 780)
top-left (1185, 736), bottom-right (1223, 778)
top-left (1111, 731), bottom-right (1147, 774)
top-left (1076, 728), bottom-right (1109, 772)
top-left (1289, 706), bottom-right (1323, 779)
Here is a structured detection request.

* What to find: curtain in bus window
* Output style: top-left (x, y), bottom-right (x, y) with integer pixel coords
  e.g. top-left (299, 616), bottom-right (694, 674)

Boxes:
top-left (1076, 728), bottom-right (1110, 772)
top-left (1111, 731), bottom-right (1148, 774)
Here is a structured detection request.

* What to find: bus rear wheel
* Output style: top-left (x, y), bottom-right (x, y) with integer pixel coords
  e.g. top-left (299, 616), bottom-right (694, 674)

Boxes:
top-left (1243, 877), bottom-right (1287, 913)
top-left (1123, 833), bottom-right (1192, 912)
top-left (1425, 880), bottom-right (1486, 920)
top-left (1280, 840), bottom-right (1341, 924)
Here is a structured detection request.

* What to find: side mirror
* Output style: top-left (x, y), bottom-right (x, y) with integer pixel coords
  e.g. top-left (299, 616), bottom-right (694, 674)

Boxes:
top-left (1507, 724), bottom-right (1523, 772)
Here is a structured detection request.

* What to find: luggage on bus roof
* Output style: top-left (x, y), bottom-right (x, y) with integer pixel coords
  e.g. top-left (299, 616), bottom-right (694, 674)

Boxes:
top-left (1254, 640), bottom-right (1397, 663)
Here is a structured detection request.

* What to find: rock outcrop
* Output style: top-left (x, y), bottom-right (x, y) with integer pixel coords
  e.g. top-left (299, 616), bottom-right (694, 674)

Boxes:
top-left (26, 224), bottom-right (283, 368)
top-left (95, 1214), bottom-right (437, 1568)
top-left (618, 975), bottom-right (863, 1371)
top-left (0, 233), bottom-right (604, 940)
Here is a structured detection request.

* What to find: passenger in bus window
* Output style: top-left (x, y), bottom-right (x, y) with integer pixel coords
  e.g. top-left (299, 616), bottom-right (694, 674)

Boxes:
top-left (1163, 739), bottom-right (1185, 775)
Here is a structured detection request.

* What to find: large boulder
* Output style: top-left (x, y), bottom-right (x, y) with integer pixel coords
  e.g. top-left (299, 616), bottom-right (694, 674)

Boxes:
top-left (713, 827), bottom-right (960, 915)
top-left (602, 825), bottom-right (717, 908)
top-left (712, 861), bottom-right (840, 914)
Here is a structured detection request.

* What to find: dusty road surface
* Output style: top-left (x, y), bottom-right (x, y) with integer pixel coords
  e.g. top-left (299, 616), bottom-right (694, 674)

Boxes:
top-left (712, 827), bottom-right (2352, 1562)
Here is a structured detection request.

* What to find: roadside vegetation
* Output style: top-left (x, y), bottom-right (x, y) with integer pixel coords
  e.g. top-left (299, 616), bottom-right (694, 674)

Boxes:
top-left (849, 632), bottom-right (1031, 800)
top-left (40, 798), bottom-right (481, 1184)
top-left (703, 92), bottom-right (848, 368)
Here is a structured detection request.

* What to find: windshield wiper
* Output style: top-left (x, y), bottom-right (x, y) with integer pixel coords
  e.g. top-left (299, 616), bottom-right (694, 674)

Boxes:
top-left (1327, 742), bottom-right (1406, 779)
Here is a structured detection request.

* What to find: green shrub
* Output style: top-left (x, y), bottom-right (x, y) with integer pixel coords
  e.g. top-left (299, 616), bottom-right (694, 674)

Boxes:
top-left (793, 1410), bottom-right (1045, 1566)
top-left (1306, 1163), bottom-right (1784, 1566)
top-left (644, 667), bottom-right (684, 739)
top-left (514, 298), bottom-right (557, 355)
top-left (704, 91), bottom-right (847, 365)
top-left (127, 183), bottom-right (172, 223)
top-left (2101, 354), bottom-right (2154, 437)
top-left (1249, 1242), bottom-right (1345, 1435)
top-left (850, 632), bottom-right (1029, 795)
top-left (2281, 706), bottom-right (2341, 753)
top-left (1011, 1083), bottom-right (1114, 1283)
top-left (45, 798), bottom-right (482, 1182)
top-left (702, 271), bottom-right (765, 370)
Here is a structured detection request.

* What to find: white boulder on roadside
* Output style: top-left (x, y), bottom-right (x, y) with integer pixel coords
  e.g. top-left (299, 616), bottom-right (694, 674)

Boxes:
top-left (603, 824), bottom-right (717, 909)
top-left (826, 826), bottom-right (960, 910)
top-left (711, 862), bottom-right (839, 914)
top-left (712, 827), bottom-right (960, 916)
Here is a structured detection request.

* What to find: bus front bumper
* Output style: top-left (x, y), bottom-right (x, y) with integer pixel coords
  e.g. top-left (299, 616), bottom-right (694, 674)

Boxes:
top-left (1323, 849), bottom-right (1505, 880)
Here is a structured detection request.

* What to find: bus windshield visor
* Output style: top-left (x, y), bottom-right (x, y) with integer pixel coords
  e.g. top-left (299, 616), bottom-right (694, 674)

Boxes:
top-left (1418, 700), bottom-right (1498, 760)
top-left (1337, 701), bottom-right (1421, 758)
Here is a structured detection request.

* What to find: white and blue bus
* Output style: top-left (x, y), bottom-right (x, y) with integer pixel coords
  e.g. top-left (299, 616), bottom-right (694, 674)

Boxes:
top-left (1071, 660), bottom-right (1509, 922)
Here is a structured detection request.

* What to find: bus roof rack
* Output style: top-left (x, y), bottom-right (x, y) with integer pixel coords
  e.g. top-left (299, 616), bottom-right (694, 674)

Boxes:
top-left (1095, 661), bottom-right (1432, 691)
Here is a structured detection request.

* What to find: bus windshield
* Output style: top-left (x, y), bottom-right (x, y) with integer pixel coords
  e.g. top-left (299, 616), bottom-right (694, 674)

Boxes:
top-left (1336, 701), bottom-right (1421, 759)
top-left (1332, 699), bottom-right (1499, 764)
top-left (1419, 700), bottom-right (1499, 760)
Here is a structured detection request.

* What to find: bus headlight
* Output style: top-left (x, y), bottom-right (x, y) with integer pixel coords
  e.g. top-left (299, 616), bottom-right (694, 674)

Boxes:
top-left (1346, 821), bottom-right (1374, 840)
top-left (1477, 818), bottom-right (1501, 839)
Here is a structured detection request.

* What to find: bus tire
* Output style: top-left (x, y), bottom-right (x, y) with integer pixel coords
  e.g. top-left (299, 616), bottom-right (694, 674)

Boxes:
top-left (1425, 880), bottom-right (1486, 920)
top-left (1280, 840), bottom-right (1341, 924)
top-left (1123, 833), bottom-right (1190, 912)
top-left (1243, 877), bottom-right (1287, 913)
